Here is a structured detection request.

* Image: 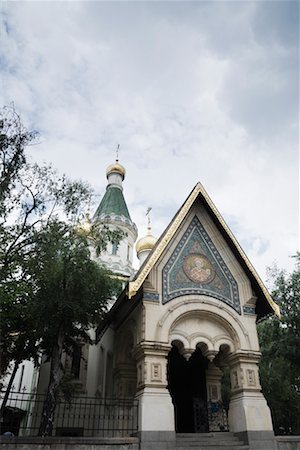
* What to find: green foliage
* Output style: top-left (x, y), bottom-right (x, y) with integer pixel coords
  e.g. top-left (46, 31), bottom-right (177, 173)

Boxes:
top-left (0, 104), bottom-right (37, 210)
top-left (0, 104), bottom-right (124, 430)
top-left (30, 220), bottom-right (121, 357)
top-left (0, 105), bottom-right (122, 381)
top-left (258, 254), bottom-right (300, 435)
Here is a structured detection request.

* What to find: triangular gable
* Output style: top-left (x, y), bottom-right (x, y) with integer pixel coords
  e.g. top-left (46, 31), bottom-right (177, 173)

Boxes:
top-left (162, 215), bottom-right (241, 313)
top-left (128, 182), bottom-right (280, 320)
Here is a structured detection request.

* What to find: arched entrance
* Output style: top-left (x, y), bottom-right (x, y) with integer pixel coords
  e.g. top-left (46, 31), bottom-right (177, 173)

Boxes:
top-left (167, 343), bottom-right (209, 432)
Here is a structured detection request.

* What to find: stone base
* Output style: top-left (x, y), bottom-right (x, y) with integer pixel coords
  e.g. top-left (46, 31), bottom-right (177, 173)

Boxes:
top-left (0, 436), bottom-right (139, 450)
top-left (228, 391), bottom-right (274, 432)
top-left (236, 430), bottom-right (278, 450)
top-left (136, 388), bottom-right (176, 450)
top-left (136, 388), bottom-right (175, 432)
top-left (138, 431), bottom-right (176, 450)
top-left (276, 436), bottom-right (300, 450)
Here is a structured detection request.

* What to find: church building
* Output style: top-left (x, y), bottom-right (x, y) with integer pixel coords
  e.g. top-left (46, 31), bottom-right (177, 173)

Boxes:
top-left (83, 160), bottom-right (279, 450)
top-left (4, 159), bottom-right (279, 450)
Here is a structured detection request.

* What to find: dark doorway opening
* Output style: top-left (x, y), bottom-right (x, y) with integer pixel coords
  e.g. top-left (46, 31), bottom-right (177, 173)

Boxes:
top-left (167, 344), bottom-right (209, 433)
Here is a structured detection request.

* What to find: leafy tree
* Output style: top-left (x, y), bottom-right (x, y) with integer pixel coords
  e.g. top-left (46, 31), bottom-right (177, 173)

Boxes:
top-left (0, 105), bottom-right (124, 427)
top-left (0, 129), bottom-right (90, 385)
top-left (258, 255), bottom-right (300, 435)
top-left (0, 104), bottom-right (37, 210)
top-left (27, 220), bottom-right (121, 436)
top-left (0, 104), bottom-right (42, 390)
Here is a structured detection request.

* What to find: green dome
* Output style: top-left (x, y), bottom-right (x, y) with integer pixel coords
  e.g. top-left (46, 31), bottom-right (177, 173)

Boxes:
top-left (93, 186), bottom-right (131, 221)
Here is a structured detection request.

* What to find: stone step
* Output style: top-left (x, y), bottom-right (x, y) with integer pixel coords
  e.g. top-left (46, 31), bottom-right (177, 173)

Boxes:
top-left (176, 442), bottom-right (246, 445)
top-left (176, 439), bottom-right (243, 447)
top-left (176, 447), bottom-right (248, 450)
top-left (177, 432), bottom-right (237, 440)
top-left (177, 437), bottom-right (240, 442)
top-left (176, 432), bottom-right (249, 450)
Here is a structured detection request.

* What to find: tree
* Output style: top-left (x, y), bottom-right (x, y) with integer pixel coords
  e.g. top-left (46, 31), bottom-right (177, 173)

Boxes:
top-left (0, 104), bottom-right (37, 210)
top-left (27, 220), bottom-right (121, 436)
top-left (0, 137), bottom-right (91, 384)
top-left (258, 255), bottom-right (300, 435)
top-left (0, 104), bottom-right (42, 388)
top-left (0, 105), bottom-right (123, 426)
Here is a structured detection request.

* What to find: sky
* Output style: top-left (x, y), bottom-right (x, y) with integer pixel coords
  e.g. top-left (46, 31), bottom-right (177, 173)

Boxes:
top-left (1, 0), bottom-right (299, 281)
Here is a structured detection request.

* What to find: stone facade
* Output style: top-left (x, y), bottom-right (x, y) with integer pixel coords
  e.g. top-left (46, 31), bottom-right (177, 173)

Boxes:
top-left (2, 166), bottom-right (280, 450)
top-left (99, 187), bottom-right (279, 449)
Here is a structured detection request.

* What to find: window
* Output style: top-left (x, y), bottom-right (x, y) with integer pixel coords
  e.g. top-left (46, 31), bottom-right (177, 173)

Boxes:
top-left (71, 344), bottom-right (82, 379)
top-left (127, 244), bottom-right (131, 261)
top-left (18, 365), bottom-right (25, 391)
top-left (112, 242), bottom-right (118, 255)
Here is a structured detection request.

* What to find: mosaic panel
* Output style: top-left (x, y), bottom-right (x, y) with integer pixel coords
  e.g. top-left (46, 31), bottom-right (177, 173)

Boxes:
top-left (243, 305), bottom-right (256, 315)
top-left (162, 216), bottom-right (240, 313)
top-left (143, 292), bottom-right (160, 302)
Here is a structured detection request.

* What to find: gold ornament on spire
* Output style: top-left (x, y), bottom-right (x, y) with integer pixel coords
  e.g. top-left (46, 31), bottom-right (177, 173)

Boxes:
top-left (136, 207), bottom-right (157, 254)
top-left (106, 145), bottom-right (126, 180)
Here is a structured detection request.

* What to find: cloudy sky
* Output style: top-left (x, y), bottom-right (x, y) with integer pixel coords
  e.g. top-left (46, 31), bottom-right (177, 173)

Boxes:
top-left (1, 1), bottom-right (298, 281)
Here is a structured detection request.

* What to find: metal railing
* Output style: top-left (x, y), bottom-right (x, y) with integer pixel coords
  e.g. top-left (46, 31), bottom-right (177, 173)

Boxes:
top-left (0, 390), bottom-right (138, 437)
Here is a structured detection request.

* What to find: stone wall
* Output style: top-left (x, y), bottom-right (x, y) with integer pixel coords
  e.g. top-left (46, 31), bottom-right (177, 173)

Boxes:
top-left (0, 436), bottom-right (139, 450)
top-left (277, 437), bottom-right (300, 450)
top-left (2, 435), bottom-right (300, 450)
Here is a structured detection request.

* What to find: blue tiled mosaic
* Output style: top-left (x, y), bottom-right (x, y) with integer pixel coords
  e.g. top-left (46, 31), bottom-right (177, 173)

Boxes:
top-left (162, 216), bottom-right (241, 313)
top-left (143, 292), bottom-right (160, 302)
top-left (243, 306), bottom-right (256, 315)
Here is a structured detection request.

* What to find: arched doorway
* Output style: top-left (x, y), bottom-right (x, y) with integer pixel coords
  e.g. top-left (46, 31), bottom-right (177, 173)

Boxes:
top-left (167, 343), bottom-right (209, 432)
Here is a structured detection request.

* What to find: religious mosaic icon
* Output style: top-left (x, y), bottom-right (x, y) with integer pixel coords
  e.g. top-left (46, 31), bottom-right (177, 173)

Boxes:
top-left (183, 253), bottom-right (215, 284)
top-left (162, 216), bottom-right (240, 312)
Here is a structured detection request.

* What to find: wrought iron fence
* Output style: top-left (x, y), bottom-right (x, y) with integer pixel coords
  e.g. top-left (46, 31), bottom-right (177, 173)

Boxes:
top-left (0, 391), bottom-right (138, 437)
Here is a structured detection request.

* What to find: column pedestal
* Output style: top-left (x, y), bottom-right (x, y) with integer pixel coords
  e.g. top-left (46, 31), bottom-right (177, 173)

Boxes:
top-left (136, 387), bottom-right (175, 450)
top-left (133, 343), bottom-right (175, 450)
top-left (228, 353), bottom-right (277, 450)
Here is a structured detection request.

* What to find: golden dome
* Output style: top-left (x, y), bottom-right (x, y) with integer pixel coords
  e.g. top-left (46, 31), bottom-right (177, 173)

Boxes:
top-left (106, 160), bottom-right (126, 180)
top-left (76, 213), bottom-right (92, 236)
top-left (136, 227), bottom-right (157, 254)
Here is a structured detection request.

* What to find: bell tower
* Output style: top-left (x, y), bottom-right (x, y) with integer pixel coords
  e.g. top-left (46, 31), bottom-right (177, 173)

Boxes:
top-left (93, 159), bottom-right (138, 280)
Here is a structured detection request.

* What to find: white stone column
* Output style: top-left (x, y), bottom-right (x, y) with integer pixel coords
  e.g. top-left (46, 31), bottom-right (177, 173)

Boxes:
top-left (133, 343), bottom-right (176, 449)
top-left (228, 352), bottom-right (277, 450)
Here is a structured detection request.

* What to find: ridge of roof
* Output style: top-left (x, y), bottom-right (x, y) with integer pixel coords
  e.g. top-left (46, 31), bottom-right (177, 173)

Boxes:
top-left (93, 186), bottom-right (131, 221)
top-left (128, 182), bottom-right (280, 319)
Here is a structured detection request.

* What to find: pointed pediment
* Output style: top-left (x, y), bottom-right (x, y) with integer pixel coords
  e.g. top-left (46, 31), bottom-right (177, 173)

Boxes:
top-left (128, 183), bottom-right (280, 320)
top-left (162, 216), bottom-right (240, 313)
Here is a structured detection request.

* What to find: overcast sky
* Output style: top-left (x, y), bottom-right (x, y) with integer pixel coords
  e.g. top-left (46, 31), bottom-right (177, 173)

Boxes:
top-left (1, 1), bottom-right (299, 281)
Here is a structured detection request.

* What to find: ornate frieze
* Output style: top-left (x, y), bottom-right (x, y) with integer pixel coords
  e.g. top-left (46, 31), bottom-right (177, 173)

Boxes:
top-left (143, 292), bottom-right (160, 302)
top-left (162, 216), bottom-right (240, 313)
top-left (243, 305), bottom-right (256, 315)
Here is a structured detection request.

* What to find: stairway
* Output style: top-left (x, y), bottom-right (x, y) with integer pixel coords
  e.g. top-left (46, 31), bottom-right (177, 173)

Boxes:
top-left (176, 432), bottom-right (249, 450)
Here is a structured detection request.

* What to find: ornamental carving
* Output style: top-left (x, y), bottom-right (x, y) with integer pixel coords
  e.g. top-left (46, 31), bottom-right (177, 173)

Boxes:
top-left (162, 216), bottom-right (240, 313)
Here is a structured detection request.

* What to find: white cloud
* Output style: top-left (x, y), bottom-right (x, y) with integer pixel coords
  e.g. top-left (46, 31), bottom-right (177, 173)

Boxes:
top-left (1, 0), bottom-right (298, 280)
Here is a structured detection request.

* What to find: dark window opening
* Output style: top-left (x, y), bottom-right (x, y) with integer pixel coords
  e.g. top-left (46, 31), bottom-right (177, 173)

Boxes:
top-left (127, 245), bottom-right (130, 261)
top-left (18, 365), bottom-right (25, 391)
top-left (112, 242), bottom-right (118, 255)
top-left (71, 344), bottom-right (82, 379)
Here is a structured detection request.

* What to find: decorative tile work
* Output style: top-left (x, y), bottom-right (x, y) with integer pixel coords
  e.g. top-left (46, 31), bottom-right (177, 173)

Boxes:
top-left (143, 292), bottom-right (160, 302)
top-left (162, 216), bottom-right (241, 313)
top-left (243, 306), bottom-right (256, 315)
